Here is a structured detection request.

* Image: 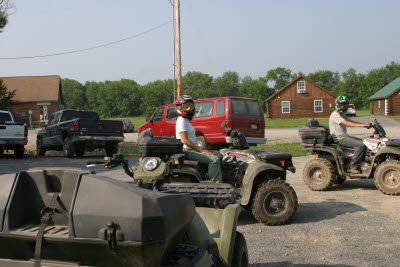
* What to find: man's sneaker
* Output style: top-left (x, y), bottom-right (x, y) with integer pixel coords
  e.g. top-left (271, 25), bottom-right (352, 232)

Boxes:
top-left (348, 167), bottom-right (361, 174)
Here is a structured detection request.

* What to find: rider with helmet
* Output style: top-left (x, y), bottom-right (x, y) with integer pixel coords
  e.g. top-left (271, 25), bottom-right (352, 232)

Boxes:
top-left (175, 95), bottom-right (222, 182)
top-left (329, 96), bottom-right (372, 174)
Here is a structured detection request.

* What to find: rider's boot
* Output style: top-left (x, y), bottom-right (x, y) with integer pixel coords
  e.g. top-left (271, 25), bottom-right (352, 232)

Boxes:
top-left (348, 165), bottom-right (361, 174)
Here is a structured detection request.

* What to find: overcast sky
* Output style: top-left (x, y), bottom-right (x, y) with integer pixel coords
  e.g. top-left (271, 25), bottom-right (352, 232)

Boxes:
top-left (0, 0), bottom-right (399, 84)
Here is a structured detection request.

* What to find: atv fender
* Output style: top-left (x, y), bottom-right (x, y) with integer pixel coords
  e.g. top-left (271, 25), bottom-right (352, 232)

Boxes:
top-left (241, 161), bottom-right (283, 206)
top-left (304, 145), bottom-right (347, 177)
top-left (369, 146), bottom-right (400, 177)
top-left (172, 166), bottom-right (202, 182)
top-left (187, 204), bottom-right (241, 266)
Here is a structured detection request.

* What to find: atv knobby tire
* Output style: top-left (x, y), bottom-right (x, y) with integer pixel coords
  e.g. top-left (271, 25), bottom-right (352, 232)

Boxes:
top-left (303, 158), bottom-right (336, 191)
top-left (374, 160), bottom-right (400, 195)
top-left (252, 179), bottom-right (297, 226)
top-left (232, 232), bottom-right (248, 267)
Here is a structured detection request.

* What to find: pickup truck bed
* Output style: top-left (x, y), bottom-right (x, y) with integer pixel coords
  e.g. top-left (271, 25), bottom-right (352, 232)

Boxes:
top-left (37, 110), bottom-right (124, 157)
top-left (0, 111), bottom-right (27, 158)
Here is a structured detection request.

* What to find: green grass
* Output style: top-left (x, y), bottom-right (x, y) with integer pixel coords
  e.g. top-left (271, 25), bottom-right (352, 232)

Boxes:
top-left (356, 109), bottom-right (371, 117)
top-left (265, 118), bottom-right (330, 129)
top-left (105, 116), bottom-right (148, 131)
top-left (251, 142), bottom-right (308, 157)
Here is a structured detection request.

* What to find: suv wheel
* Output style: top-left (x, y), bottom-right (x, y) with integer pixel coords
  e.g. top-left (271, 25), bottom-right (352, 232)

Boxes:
top-left (303, 158), bottom-right (335, 191)
top-left (374, 160), bottom-right (400, 195)
top-left (252, 179), bottom-right (297, 225)
top-left (63, 137), bottom-right (75, 158)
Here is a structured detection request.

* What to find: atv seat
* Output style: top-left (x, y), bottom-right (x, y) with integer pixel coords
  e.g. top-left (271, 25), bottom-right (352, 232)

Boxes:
top-left (256, 149), bottom-right (292, 161)
top-left (4, 169), bottom-right (88, 232)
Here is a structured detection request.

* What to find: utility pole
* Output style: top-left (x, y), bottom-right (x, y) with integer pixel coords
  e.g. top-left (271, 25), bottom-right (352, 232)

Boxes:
top-left (175, 0), bottom-right (182, 97)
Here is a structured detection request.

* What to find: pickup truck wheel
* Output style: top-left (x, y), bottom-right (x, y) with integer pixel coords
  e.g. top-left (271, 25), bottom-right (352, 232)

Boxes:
top-left (14, 146), bottom-right (24, 158)
top-left (196, 136), bottom-right (209, 150)
top-left (105, 145), bottom-right (118, 157)
top-left (63, 137), bottom-right (75, 158)
top-left (75, 146), bottom-right (85, 157)
top-left (252, 180), bottom-right (297, 226)
top-left (36, 139), bottom-right (46, 156)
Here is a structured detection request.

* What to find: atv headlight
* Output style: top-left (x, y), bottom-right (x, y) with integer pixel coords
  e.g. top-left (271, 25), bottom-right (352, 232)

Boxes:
top-left (143, 157), bottom-right (159, 171)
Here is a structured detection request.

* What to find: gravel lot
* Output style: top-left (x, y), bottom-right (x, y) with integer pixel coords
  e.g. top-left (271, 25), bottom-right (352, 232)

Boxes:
top-left (1, 154), bottom-right (399, 266)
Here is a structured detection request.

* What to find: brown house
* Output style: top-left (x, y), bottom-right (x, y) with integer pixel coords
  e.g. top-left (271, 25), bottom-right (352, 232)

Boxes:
top-left (369, 76), bottom-right (400, 116)
top-left (265, 75), bottom-right (336, 119)
top-left (1, 75), bottom-right (63, 126)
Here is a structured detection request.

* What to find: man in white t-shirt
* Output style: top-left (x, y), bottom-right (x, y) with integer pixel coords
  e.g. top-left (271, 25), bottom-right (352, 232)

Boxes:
top-left (175, 95), bottom-right (222, 182)
top-left (329, 96), bottom-right (371, 174)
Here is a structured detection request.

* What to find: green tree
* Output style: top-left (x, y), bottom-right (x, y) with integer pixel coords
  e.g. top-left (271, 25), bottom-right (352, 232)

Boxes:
top-left (182, 71), bottom-right (214, 99)
top-left (266, 67), bottom-right (292, 90)
top-left (61, 78), bottom-right (86, 109)
top-left (307, 70), bottom-right (340, 91)
top-left (213, 71), bottom-right (240, 97)
top-left (0, 0), bottom-right (13, 32)
top-left (84, 81), bottom-right (101, 112)
top-left (239, 76), bottom-right (274, 111)
top-left (140, 79), bottom-right (174, 116)
top-left (0, 79), bottom-right (15, 110)
top-left (333, 68), bottom-right (366, 108)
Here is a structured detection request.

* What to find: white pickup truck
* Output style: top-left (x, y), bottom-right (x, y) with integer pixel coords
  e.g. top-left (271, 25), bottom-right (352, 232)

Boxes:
top-left (0, 110), bottom-right (27, 158)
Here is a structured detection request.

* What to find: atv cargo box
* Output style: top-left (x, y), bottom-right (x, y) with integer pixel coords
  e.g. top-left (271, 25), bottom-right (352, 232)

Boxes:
top-left (0, 169), bottom-right (195, 267)
top-left (299, 119), bottom-right (330, 144)
top-left (139, 128), bottom-right (183, 157)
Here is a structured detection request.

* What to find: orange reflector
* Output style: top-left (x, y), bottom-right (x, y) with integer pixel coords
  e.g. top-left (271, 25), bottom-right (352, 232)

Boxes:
top-left (280, 160), bottom-right (285, 167)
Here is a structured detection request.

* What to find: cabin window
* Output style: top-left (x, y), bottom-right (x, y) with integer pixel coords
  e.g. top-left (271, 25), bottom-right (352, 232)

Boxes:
top-left (378, 100), bottom-right (381, 108)
top-left (314, 99), bottom-right (323, 113)
top-left (297, 81), bottom-right (306, 93)
top-left (281, 101), bottom-right (291, 114)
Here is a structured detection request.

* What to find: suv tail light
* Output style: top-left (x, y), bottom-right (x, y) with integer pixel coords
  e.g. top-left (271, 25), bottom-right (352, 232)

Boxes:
top-left (73, 121), bottom-right (80, 132)
top-left (121, 123), bottom-right (124, 133)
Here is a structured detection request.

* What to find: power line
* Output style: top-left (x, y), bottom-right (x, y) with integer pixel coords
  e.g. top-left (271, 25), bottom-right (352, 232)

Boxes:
top-left (0, 19), bottom-right (172, 60)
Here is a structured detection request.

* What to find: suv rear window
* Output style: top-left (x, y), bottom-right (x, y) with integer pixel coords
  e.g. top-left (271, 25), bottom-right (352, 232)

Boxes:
top-left (60, 110), bottom-right (100, 122)
top-left (246, 101), bottom-right (261, 116)
top-left (194, 101), bottom-right (213, 117)
top-left (0, 112), bottom-right (12, 123)
top-left (232, 100), bottom-right (247, 116)
top-left (348, 104), bottom-right (355, 109)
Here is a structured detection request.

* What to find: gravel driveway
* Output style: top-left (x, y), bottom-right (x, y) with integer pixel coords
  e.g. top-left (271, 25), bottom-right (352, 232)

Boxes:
top-left (1, 154), bottom-right (399, 266)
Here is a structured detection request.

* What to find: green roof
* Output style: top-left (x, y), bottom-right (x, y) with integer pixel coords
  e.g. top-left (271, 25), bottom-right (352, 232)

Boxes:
top-left (369, 76), bottom-right (400, 100)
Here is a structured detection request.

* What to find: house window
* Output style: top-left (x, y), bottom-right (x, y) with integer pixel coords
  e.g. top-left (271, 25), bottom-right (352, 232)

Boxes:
top-left (314, 99), bottom-right (323, 113)
top-left (281, 101), bottom-right (291, 114)
top-left (378, 100), bottom-right (381, 109)
top-left (297, 81), bottom-right (306, 93)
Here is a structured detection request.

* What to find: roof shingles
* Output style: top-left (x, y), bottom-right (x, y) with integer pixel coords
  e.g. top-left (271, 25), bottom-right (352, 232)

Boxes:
top-left (369, 76), bottom-right (400, 100)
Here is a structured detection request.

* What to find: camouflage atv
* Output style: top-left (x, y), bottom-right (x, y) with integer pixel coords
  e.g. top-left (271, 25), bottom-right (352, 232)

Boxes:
top-left (0, 167), bottom-right (248, 267)
top-left (135, 128), bottom-right (298, 226)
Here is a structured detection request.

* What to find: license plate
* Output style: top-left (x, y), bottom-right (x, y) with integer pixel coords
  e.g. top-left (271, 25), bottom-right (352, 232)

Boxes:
top-left (250, 124), bottom-right (258, 130)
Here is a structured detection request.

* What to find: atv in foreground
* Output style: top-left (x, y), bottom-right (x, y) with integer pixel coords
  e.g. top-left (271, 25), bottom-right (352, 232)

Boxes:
top-left (299, 118), bottom-right (400, 195)
top-left (134, 128), bottom-right (298, 226)
top-left (0, 168), bottom-right (248, 267)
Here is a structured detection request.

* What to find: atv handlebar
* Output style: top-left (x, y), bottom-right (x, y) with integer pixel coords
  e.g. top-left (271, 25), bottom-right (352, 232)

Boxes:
top-left (86, 154), bottom-right (134, 178)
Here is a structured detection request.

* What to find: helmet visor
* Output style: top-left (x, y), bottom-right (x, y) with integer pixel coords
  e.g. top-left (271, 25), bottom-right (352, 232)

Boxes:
top-left (181, 103), bottom-right (195, 110)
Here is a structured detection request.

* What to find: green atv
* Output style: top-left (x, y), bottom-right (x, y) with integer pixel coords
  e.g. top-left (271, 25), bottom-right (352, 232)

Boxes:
top-left (135, 128), bottom-right (298, 226)
top-left (0, 166), bottom-right (248, 266)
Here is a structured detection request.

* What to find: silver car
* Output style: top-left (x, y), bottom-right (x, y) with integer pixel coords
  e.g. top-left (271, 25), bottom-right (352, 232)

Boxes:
top-left (115, 118), bottom-right (135, 132)
top-left (345, 104), bottom-right (356, 117)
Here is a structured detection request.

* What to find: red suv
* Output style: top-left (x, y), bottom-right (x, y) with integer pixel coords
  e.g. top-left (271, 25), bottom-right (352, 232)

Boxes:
top-left (138, 96), bottom-right (266, 148)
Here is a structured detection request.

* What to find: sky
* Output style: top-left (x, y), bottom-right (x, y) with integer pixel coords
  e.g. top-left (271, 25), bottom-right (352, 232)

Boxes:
top-left (0, 0), bottom-right (399, 85)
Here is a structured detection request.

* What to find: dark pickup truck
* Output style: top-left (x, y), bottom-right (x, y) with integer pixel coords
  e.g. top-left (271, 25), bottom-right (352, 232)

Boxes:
top-left (36, 110), bottom-right (124, 157)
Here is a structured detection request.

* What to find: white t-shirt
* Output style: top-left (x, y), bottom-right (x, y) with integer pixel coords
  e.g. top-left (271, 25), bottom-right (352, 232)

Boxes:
top-left (176, 116), bottom-right (197, 149)
top-left (329, 110), bottom-right (350, 141)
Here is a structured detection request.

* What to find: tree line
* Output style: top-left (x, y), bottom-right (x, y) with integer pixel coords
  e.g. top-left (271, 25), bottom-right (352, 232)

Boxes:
top-left (61, 62), bottom-right (400, 118)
